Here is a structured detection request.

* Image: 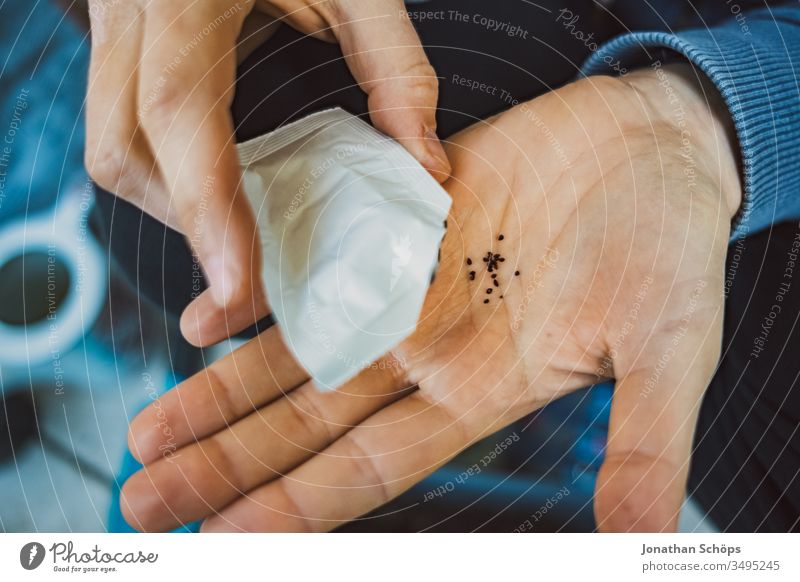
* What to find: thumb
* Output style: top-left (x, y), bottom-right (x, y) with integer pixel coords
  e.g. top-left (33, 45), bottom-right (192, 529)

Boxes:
top-left (595, 278), bottom-right (724, 532)
top-left (331, 0), bottom-right (450, 181)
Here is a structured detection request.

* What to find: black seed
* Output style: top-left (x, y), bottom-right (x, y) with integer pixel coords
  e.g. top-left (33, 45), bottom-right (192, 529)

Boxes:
top-left (515, 270), bottom-right (520, 276)
top-left (498, 234), bottom-right (505, 241)
top-left (499, 257), bottom-right (505, 262)
top-left (468, 271), bottom-right (476, 280)
top-left (493, 279), bottom-right (499, 287)
top-left (466, 258), bottom-right (472, 265)
top-left (499, 295), bottom-right (504, 299)
top-left (491, 273), bottom-right (497, 279)
top-left (486, 288), bottom-right (492, 294)
top-left (484, 299), bottom-right (489, 304)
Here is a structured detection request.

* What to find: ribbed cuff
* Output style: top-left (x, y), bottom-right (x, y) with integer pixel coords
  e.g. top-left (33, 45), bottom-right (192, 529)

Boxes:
top-left (581, 9), bottom-right (800, 241)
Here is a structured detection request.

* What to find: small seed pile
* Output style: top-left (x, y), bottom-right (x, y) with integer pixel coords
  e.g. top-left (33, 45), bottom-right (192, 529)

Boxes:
top-left (466, 234), bottom-right (520, 304)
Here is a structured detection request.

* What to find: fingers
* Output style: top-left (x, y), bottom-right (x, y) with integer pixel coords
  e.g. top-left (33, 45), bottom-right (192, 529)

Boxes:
top-left (179, 286), bottom-right (270, 347)
top-left (331, 0), bottom-right (451, 181)
top-left (595, 281), bottom-right (724, 532)
top-left (85, 2), bottom-right (170, 217)
top-left (121, 362), bottom-right (407, 532)
top-left (87, 1), bottom-right (268, 340)
top-left (128, 326), bottom-right (308, 464)
top-left (200, 391), bottom-right (502, 532)
top-left (137, 1), bottom-right (261, 311)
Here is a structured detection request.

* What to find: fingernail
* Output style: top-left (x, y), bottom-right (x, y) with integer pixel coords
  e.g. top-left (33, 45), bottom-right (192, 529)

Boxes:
top-left (423, 129), bottom-right (451, 176)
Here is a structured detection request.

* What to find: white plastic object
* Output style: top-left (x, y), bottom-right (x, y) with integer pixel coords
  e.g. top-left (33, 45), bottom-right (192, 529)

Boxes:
top-left (238, 108), bottom-right (451, 390)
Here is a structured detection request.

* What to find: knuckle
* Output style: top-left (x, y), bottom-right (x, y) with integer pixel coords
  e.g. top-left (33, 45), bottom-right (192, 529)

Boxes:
top-left (137, 81), bottom-right (186, 132)
top-left (344, 433), bottom-right (390, 505)
top-left (201, 434), bottom-right (243, 492)
top-left (414, 60), bottom-right (438, 82)
top-left (205, 366), bottom-right (241, 424)
top-left (275, 480), bottom-right (314, 532)
top-left (84, 142), bottom-right (127, 192)
top-left (412, 63), bottom-right (439, 95)
top-left (391, 59), bottom-right (439, 105)
top-left (398, 56), bottom-right (437, 85)
top-left (287, 389), bottom-right (335, 443)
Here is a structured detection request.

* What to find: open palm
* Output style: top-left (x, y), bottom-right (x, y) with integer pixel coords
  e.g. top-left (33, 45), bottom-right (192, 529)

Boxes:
top-left (123, 66), bottom-right (740, 532)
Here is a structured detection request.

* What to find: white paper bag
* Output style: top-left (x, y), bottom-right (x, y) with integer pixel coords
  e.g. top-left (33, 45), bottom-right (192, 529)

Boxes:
top-left (238, 108), bottom-right (451, 390)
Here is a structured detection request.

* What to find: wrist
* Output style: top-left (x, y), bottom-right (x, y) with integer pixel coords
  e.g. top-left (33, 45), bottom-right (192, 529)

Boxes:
top-left (622, 64), bottom-right (743, 220)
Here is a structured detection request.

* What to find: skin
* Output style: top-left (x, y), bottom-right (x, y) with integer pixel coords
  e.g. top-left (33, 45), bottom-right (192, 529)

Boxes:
top-left (121, 63), bottom-right (742, 532)
top-left (84, 0), bottom-right (450, 339)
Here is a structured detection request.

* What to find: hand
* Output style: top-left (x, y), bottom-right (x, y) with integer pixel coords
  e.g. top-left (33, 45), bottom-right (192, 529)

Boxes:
top-left (85, 0), bottom-right (450, 337)
top-left (122, 65), bottom-right (741, 532)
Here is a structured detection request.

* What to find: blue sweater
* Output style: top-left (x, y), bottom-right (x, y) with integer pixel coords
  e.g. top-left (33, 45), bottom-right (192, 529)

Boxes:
top-left (581, 2), bottom-right (800, 241)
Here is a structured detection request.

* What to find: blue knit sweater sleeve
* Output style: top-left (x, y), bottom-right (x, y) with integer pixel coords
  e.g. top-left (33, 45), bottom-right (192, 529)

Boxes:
top-left (581, 6), bottom-right (800, 240)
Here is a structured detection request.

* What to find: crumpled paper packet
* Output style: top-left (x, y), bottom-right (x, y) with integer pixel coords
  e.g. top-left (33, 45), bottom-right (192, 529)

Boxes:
top-left (238, 108), bottom-right (451, 390)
